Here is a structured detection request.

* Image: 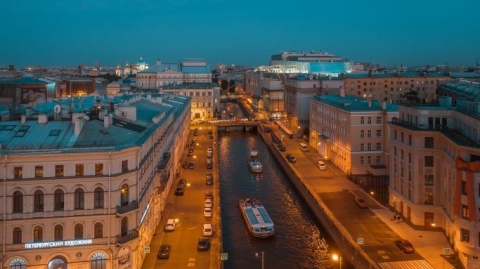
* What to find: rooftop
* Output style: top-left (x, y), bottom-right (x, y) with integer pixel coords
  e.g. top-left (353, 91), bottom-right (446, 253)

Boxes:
top-left (311, 94), bottom-right (399, 113)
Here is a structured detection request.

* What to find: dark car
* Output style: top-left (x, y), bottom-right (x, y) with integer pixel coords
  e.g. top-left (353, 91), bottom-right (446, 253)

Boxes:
top-left (174, 187), bottom-right (184, 196)
top-left (157, 244), bottom-right (171, 259)
top-left (188, 162), bottom-right (195, 169)
top-left (278, 145), bottom-right (286, 152)
top-left (209, 134), bottom-right (214, 139)
top-left (187, 151), bottom-right (193, 157)
top-left (286, 154), bottom-right (296, 163)
top-left (205, 191), bottom-right (213, 200)
top-left (197, 237), bottom-right (211, 251)
top-left (206, 173), bottom-right (213, 185)
top-left (178, 179), bottom-right (187, 187)
top-left (354, 197), bottom-right (368, 208)
top-left (395, 240), bottom-right (415, 253)
top-left (206, 162), bottom-right (213, 169)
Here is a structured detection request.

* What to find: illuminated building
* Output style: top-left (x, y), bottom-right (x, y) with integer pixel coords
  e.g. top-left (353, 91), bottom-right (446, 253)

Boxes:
top-left (0, 93), bottom-right (190, 269)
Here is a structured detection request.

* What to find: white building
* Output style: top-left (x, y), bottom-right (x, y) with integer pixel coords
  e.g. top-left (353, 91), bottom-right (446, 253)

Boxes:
top-left (0, 93), bottom-right (191, 269)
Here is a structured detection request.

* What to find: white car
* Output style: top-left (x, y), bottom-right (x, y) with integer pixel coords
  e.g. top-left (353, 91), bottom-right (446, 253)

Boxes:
top-left (202, 224), bottom-right (213, 237)
top-left (164, 219), bottom-right (176, 231)
top-left (207, 146), bottom-right (213, 154)
top-left (204, 207), bottom-right (212, 218)
top-left (204, 198), bottom-right (213, 208)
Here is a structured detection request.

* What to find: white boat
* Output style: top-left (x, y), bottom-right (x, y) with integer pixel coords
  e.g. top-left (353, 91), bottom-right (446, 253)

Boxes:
top-left (250, 148), bottom-right (259, 158)
top-left (238, 198), bottom-right (275, 238)
top-left (249, 159), bottom-right (263, 173)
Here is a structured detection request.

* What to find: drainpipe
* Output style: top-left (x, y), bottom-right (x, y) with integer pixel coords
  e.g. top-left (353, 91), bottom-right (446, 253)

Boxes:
top-left (2, 156), bottom-right (7, 269)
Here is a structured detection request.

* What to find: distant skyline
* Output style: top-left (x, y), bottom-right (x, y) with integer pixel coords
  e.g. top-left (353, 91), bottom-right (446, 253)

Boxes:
top-left (1, 0), bottom-right (479, 69)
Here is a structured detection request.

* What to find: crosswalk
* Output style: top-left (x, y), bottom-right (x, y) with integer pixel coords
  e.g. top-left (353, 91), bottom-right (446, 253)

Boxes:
top-left (378, 259), bottom-right (435, 269)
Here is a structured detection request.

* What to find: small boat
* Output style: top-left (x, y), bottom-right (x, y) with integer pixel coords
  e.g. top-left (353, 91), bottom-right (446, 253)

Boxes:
top-left (250, 148), bottom-right (259, 158)
top-left (249, 159), bottom-right (263, 173)
top-left (238, 198), bottom-right (275, 238)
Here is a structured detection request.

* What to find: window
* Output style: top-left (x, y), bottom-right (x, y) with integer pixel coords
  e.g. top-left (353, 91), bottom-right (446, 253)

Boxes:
top-left (360, 143), bottom-right (364, 151)
top-left (74, 188), bottom-right (84, 210)
top-left (91, 252), bottom-right (107, 269)
top-left (425, 137), bottom-right (434, 148)
top-left (9, 258), bottom-right (26, 269)
top-left (360, 117), bottom-right (364, 124)
top-left (120, 184), bottom-right (129, 206)
top-left (367, 143), bottom-right (371, 151)
top-left (394, 130), bottom-right (397, 139)
top-left (360, 157), bottom-right (364, 164)
top-left (367, 117), bottom-right (371, 124)
top-left (12, 191), bottom-right (23, 213)
top-left (401, 133), bottom-right (404, 142)
top-left (55, 165), bottom-right (64, 177)
top-left (94, 222), bottom-right (104, 238)
top-left (425, 156), bottom-right (434, 167)
top-left (34, 190), bottom-right (44, 212)
top-left (461, 181), bottom-right (467, 195)
top-left (408, 135), bottom-right (412, 145)
top-left (54, 225), bottom-right (63, 241)
top-left (54, 189), bottom-right (64, 211)
top-left (376, 130), bottom-right (382, 137)
top-left (408, 153), bottom-right (411, 164)
top-left (424, 192), bottom-right (434, 204)
top-left (95, 163), bottom-right (104, 175)
top-left (360, 130), bottom-right (364, 138)
top-left (367, 130), bottom-right (371, 137)
top-left (376, 117), bottom-right (382, 124)
top-left (122, 160), bottom-right (128, 172)
top-left (462, 205), bottom-right (470, 219)
top-left (94, 187), bottom-right (104, 209)
top-left (76, 164), bottom-right (84, 176)
top-left (74, 223), bottom-right (83, 239)
top-left (394, 146), bottom-right (397, 156)
top-left (425, 174), bottom-right (434, 186)
top-left (401, 150), bottom-right (404, 160)
top-left (461, 228), bottom-right (470, 243)
top-left (13, 227), bottom-right (22, 244)
top-left (367, 156), bottom-right (372, 164)
top-left (33, 226), bottom-right (43, 242)
top-left (35, 166), bottom-right (43, 177)
top-left (376, 143), bottom-right (382, 150)
top-left (14, 167), bottom-right (22, 179)
top-left (375, 156), bottom-right (382, 164)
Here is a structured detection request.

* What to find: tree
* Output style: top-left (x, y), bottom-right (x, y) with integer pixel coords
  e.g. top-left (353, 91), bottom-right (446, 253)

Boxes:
top-left (401, 90), bottom-right (421, 103)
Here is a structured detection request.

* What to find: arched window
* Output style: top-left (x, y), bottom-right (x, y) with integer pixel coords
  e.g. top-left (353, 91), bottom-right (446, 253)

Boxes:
top-left (94, 187), bottom-right (104, 209)
top-left (12, 191), bottom-right (23, 213)
top-left (94, 222), bottom-right (103, 238)
top-left (34, 190), bottom-right (44, 212)
top-left (120, 184), bottom-right (129, 206)
top-left (33, 226), bottom-right (43, 242)
top-left (54, 190), bottom-right (64, 211)
top-left (54, 225), bottom-right (63, 241)
top-left (91, 252), bottom-right (106, 269)
top-left (48, 256), bottom-right (66, 269)
top-left (74, 223), bottom-right (83, 239)
top-left (9, 258), bottom-right (26, 269)
top-left (121, 217), bottom-right (128, 236)
top-left (74, 188), bottom-right (84, 210)
top-left (12, 227), bottom-right (22, 244)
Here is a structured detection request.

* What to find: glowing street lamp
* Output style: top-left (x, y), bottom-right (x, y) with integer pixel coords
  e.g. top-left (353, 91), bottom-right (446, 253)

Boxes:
top-left (332, 253), bottom-right (342, 269)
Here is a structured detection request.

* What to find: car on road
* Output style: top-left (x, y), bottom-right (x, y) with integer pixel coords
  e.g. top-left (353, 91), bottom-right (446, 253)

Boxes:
top-left (197, 237), bottom-right (211, 251)
top-left (206, 162), bottom-right (213, 169)
top-left (204, 198), bottom-right (213, 208)
top-left (202, 224), bottom-right (213, 237)
top-left (157, 244), bottom-right (171, 259)
top-left (164, 219), bottom-right (176, 231)
top-left (317, 161), bottom-right (326, 170)
top-left (187, 151), bottom-right (193, 157)
top-left (278, 145), bottom-right (286, 151)
top-left (286, 153), bottom-right (296, 163)
top-left (205, 191), bottom-right (213, 200)
top-left (188, 162), bottom-right (195, 169)
top-left (207, 151), bottom-right (213, 158)
top-left (207, 146), bottom-right (213, 154)
top-left (204, 207), bottom-right (212, 218)
top-left (395, 240), bottom-right (415, 253)
top-left (354, 197), bottom-right (368, 208)
top-left (206, 173), bottom-right (213, 185)
top-left (209, 134), bottom-right (214, 139)
top-left (174, 187), bottom-right (184, 196)
top-left (178, 179), bottom-right (186, 187)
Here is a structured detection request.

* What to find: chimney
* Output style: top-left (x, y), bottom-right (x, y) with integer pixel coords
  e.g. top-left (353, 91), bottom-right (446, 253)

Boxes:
top-left (74, 117), bottom-right (85, 135)
top-left (381, 101), bottom-right (387, 110)
top-left (339, 86), bottom-right (345, 97)
top-left (104, 114), bottom-right (112, 128)
top-left (38, 114), bottom-right (48, 124)
top-left (368, 100), bottom-right (372, 108)
top-left (21, 115), bottom-right (26, 124)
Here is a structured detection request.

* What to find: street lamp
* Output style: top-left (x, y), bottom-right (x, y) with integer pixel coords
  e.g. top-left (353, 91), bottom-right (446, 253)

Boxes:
top-left (332, 253), bottom-right (342, 269)
top-left (255, 251), bottom-right (264, 269)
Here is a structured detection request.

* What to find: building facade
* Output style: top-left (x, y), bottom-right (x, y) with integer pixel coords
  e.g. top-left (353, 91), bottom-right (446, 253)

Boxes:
top-left (0, 93), bottom-right (191, 269)
top-left (388, 93), bottom-right (480, 269)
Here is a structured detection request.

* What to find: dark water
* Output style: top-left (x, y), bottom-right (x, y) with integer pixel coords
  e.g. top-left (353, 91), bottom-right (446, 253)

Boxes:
top-left (219, 131), bottom-right (338, 269)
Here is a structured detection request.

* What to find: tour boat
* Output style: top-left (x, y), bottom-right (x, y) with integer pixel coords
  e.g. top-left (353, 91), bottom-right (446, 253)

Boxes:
top-left (250, 148), bottom-right (259, 158)
top-left (238, 198), bottom-right (275, 238)
top-left (249, 159), bottom-right (263, 173)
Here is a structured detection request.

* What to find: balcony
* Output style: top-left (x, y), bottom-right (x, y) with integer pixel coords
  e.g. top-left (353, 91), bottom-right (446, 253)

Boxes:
top-left (116, 200), bottom-right (139, 216)
top-left (116, 230), bottom-right (139, 245)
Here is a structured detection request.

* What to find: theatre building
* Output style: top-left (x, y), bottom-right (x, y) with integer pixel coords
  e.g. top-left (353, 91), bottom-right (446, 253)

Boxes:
top-left (0, 93), bottom-right (190, 269)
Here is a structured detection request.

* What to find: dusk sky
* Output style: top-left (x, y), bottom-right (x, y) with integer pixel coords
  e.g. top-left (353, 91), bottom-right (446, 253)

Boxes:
top-left (1, 0), bottom-right (479, 69)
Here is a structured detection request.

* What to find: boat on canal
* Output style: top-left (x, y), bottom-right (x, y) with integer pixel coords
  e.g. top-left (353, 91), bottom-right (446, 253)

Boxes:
top-left (250, 148), bottom-right (259, 158)
top-left (249, 159), bottom-right (263, 173)
top-left (238, 198), bottom-right (275, 238)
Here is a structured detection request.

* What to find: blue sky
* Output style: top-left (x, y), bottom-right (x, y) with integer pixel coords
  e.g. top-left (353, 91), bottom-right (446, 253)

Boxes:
top-left (1, 0), bottom-right (479, 69)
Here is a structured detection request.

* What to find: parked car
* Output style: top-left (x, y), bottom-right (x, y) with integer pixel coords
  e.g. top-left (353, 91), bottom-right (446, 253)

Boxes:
top-left (286, 154), bottom-right (296, 163)
top-left (157, 244), bottom-right (171, 259)
top-left (206, 173), bottom-right (213, 185)
top-left (178, 179), bottom-right (186, 187)
top-left (354, 197), bottom-right (368, 208)
top-left (205, 191), bottom-right (213, 200)
top-left (204, 207), bottom-right (212, 218)
top-left (197, 237), bottom-right (211, 251)
top-left (209, 134), bottom-right (214, 139)
top-left (207, 146), bottom-right (213, 154)
top-left (202, 224), bottom-right (213, 237)
top-left (187, 151), bottom-right (193, 157)
top-left (278, 145), bottom-right (286, 152)
top-left (395, 240), bottom-right (415, 253)
top-left (317, 161), bottom-right (326, 170)
top-left (174, 187), bottom-right (184, 196)
top-left (164, 219), bottom-right (176, 231)
top-left (188, 162), bottom-right (195, 169)
top-left (206, 162), bottom-right (213, 169)
top-left (204, 198), bottom-right (213, 208)
top-left (207, 151), bottom-right (213, 158)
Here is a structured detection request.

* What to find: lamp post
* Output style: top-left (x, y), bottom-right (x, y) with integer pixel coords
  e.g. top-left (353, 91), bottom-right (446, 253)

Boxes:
top-left (255, 251), bottom-right (264, 269)
top-left (332, 253), bottom-right (342, 269)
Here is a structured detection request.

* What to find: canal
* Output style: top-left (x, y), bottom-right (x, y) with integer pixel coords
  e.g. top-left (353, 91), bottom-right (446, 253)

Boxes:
top-left (218, 130), bottom-right (341, 269)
